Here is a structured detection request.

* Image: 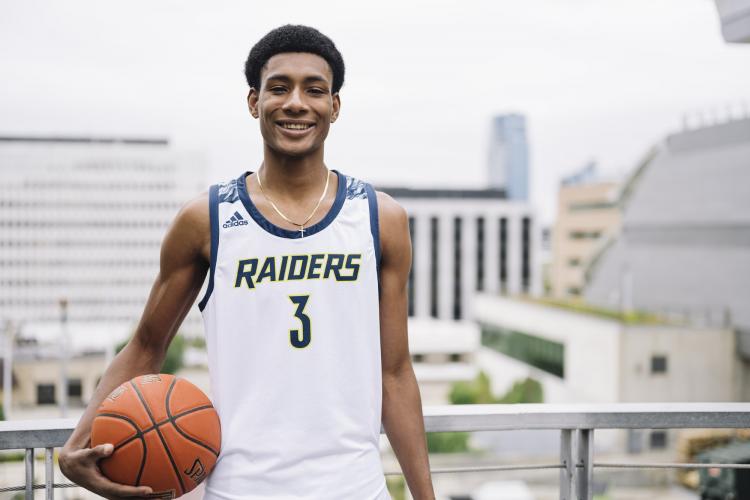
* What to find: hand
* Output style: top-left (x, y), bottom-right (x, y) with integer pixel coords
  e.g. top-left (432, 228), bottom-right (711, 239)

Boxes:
top-left (59, 442), bottom-right (154, 500)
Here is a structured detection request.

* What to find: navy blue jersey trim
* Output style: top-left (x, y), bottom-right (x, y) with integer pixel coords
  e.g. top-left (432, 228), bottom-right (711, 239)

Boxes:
top-left (198, 184), bottom-right (219, 311)
top-left (364, 183), bottom-right (382, 297)
top-left (236, 169), bottom-right (346, 239)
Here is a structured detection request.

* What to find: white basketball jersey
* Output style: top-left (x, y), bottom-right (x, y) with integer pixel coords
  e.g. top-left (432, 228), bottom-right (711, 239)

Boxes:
top-left (197, 169), bottom-right (392, 500)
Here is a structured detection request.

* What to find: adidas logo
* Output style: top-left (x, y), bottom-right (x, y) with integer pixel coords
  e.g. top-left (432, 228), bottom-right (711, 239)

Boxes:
top-left (223, 211), bottom-right (249, 228)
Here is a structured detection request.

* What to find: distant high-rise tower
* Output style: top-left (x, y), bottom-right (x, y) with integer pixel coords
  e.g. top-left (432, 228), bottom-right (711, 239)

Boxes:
top-left (487, 114), bottom-right (529, 200)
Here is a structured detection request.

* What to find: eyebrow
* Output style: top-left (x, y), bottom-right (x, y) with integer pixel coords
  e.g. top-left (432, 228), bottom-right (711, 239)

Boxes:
top-left (265, 74), bottom-right (329, 85)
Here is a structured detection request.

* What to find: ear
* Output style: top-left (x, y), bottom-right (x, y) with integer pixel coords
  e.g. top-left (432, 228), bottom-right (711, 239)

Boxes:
top-left (331, 93), bottom-right (341, 123)
top-left (247, 88), bottom-right (259, 119)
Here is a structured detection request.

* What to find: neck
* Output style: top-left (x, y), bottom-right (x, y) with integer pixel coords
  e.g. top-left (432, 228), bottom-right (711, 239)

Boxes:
top-left (259, 143), bottom-right (328, 200)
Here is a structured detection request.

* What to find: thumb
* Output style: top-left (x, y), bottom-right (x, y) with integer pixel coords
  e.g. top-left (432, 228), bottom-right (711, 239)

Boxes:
top-left (94, 443), bottom-right (114, 457)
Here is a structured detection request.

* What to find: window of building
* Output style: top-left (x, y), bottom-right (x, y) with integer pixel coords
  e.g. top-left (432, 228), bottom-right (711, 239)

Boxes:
top-left (569, 230), bottom-right (601, 240)
top-left (449, 353), bottom-right (462, 363)
top-left (430, 217), bottom-right (439, 318)
top-left (476, 217), bottom-right (485, 291)
top-left (521, 216), bottom-right (531, 293)
top-left (480, 323), bottom-right (565, 378)
top-left (408, 216), bottom-right (415, 317)
top-left (37, 383), bottom-right (56, 405)
top-left (413, 353), bottom-right (424, 363)
top-left (453, 216), bottom-right (462, 320)
top-left (650, 430), bottom-right (667, 449)
top-left (651, 355), bottom-right (668, 374)
top-left (567, 258), bottom-right (581, 267)
top-left (68, 379), bottom-right (82, 397)
top-left (499, 218), bottom-right (508, 292)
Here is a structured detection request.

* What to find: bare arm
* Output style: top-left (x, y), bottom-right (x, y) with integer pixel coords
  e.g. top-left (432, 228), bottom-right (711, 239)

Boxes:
top-left (377, 192), bottom-right (436, 500)
top-left (59, 191), bottom-right (210, 499)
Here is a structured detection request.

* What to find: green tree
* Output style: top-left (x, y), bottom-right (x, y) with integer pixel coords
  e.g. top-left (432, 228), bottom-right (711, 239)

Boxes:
top-left (495, 377), bottom-right (543, 404)
top-left (115, 334), bottom-right (186, 375)
top-left (431, 372), bottom-right (544, 454)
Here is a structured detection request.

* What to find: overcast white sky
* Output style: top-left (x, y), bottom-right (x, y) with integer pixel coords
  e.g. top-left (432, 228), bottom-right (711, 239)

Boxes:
top-left (2, 0), bottom-right (749, 224)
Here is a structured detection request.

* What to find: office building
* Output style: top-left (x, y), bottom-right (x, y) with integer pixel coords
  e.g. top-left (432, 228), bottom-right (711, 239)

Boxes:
top-left (550, 162), bottom-right (622, 298)
top-left (474, 294), bottom-right (738, 454)
top-left (487, 114), bottom-right (530, 201)
top-left (0, 136), bottom-right (207, 337)
top-left (376, 185), bottom-right (541, 323)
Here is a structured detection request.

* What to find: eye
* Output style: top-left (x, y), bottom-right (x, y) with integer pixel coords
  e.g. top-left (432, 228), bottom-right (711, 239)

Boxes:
top-left (309, 88), bottom-right (326, 95)
top-left (269, 86), bottom-right (286, 94)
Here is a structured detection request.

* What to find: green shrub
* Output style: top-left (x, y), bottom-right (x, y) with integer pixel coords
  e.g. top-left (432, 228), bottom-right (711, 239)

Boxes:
top-left (496, 377), bottom-right (543, 404)
top-left (385, 475), bottom-right (406, 500)
top-left (426, 431), bottom-right (471, 453)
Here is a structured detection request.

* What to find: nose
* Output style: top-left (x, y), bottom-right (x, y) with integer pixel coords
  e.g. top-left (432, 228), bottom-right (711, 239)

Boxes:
top-left (282, 87), bottom-right (307, 114)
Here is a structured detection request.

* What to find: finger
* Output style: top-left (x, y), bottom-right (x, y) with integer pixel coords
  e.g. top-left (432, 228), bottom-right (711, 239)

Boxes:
top-left (85, 453), bottom-right (154, 498)
top-left (92, 472), bottom-right (154, 499)
top-left (88, 443), bottom-right (115, 460)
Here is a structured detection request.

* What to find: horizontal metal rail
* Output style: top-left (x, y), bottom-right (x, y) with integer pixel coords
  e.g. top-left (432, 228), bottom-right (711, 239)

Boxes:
top-left (2, 403), bottom-right (750, 500)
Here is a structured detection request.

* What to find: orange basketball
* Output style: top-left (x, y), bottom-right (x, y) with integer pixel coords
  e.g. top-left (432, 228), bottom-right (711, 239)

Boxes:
top-left (91, 373), bottom-right (221, 498)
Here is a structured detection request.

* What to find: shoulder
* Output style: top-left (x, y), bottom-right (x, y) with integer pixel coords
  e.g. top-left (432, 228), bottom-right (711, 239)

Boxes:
top-left (166, 189), bottom-right (210, 261)
top-left (374, 190), bottom-right (410, 264)
top-left (375, 190), bottom-right (408, 227)
top-left (176, 189), bottom-right (209, 230)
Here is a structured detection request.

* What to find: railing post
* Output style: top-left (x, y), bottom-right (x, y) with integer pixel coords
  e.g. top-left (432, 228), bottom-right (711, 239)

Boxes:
top-left (576, 429), bottom-right (594, 500)
top-left (560, 429), bottom-right (574, 500)
top-left (46, 447), bottom-right (55, 500)
top-left (25, 447), bottom-right (34, 500)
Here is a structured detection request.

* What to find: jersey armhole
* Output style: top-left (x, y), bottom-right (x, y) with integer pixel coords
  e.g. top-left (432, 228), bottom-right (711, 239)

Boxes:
top-left (198, 183), bottom-right (219, 311)
top-left (364, 183), bottom-right (382, 297)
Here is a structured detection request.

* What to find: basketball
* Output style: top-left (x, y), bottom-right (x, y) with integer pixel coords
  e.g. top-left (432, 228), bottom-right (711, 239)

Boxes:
top-left (91, 373), bottom-right (221, 498)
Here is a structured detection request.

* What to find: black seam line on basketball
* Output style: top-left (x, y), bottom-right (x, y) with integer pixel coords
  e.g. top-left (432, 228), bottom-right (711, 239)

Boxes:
top-left (172, 404), bottom-right (215, 422)
top-left (99, 413), bottom-right (144, 450)
top-left (130, 379), bottom-right (186, 495)
top-left (97, 412), bottom-right (147, 486)
top-left (165, 378), bottom-right (220, 457)
top-left (139, 404), bottom-right (216, 435)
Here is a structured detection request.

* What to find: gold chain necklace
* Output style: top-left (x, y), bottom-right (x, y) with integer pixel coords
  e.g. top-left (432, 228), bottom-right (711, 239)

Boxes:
top-left (256, 166), bottom-right (331, 238)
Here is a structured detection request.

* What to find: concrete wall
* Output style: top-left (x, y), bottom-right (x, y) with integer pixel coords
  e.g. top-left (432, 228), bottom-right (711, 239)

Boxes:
top-left (474, 294), bottom-right (622, 403)
top-left (619, 326), bottom-right (737, 402)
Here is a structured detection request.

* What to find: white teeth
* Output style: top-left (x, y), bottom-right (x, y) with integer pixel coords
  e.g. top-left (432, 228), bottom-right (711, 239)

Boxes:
top-left (281, 123), bottom-right (312, 130)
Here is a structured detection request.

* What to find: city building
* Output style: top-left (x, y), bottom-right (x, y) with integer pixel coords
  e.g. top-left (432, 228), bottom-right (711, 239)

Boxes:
top-left (375, 185), bottom-right (542, 322)
top-left (406, 318), bottom-right (479, 405)
top-left (715, 0), bottom-right (750, 43)
top-left (0, 136), bottom-right (207, 338)
top-left (473, 294), bottom-right (738, 454)
top-left (0, 320), bottom-right (128, 419)
top-left (486, 114), bottom-right (530, 201)
top-left (550, 162), bottom-right (622, 298)
top-left (582, 118), bottom-right (750, 398)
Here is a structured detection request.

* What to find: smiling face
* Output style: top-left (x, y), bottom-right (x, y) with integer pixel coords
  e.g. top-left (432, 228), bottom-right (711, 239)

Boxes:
top-left (247, 52), bottom-right (340, 158)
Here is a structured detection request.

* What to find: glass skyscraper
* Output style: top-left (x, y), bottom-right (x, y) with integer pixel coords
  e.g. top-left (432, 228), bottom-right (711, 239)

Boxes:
top-left (487, 114), bottom-right (529, 201)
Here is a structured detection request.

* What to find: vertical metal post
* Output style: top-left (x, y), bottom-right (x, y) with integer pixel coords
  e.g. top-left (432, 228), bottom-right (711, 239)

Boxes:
top-left (576, 429), bottom-right (594, 500)
top-left (3, 320), bottom-right (14, 420)
top-left (46, 447), bottom-right (54, 500)
top-left (560, 429), bottom-right (574, 500)
top-left (59, 298), bottom-right (69, 418)
top-left (25, 447), bottom-right (34, 500)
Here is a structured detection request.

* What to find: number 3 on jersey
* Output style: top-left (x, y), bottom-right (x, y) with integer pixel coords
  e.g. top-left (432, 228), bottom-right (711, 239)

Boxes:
top-left (288, 295), bottom-right (311, 348)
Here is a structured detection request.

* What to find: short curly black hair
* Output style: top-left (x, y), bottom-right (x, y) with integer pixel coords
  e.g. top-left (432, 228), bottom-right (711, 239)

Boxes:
top-left (244, 24), bottom-right (345, 94)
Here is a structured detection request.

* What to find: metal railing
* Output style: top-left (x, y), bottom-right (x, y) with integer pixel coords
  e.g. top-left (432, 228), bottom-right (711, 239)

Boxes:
top-left (2, 403), bottom-right (750, 499)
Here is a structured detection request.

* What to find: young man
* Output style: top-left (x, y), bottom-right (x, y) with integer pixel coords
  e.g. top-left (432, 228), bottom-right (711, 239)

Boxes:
top-left (60, 24), bottom-right (436, 500)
